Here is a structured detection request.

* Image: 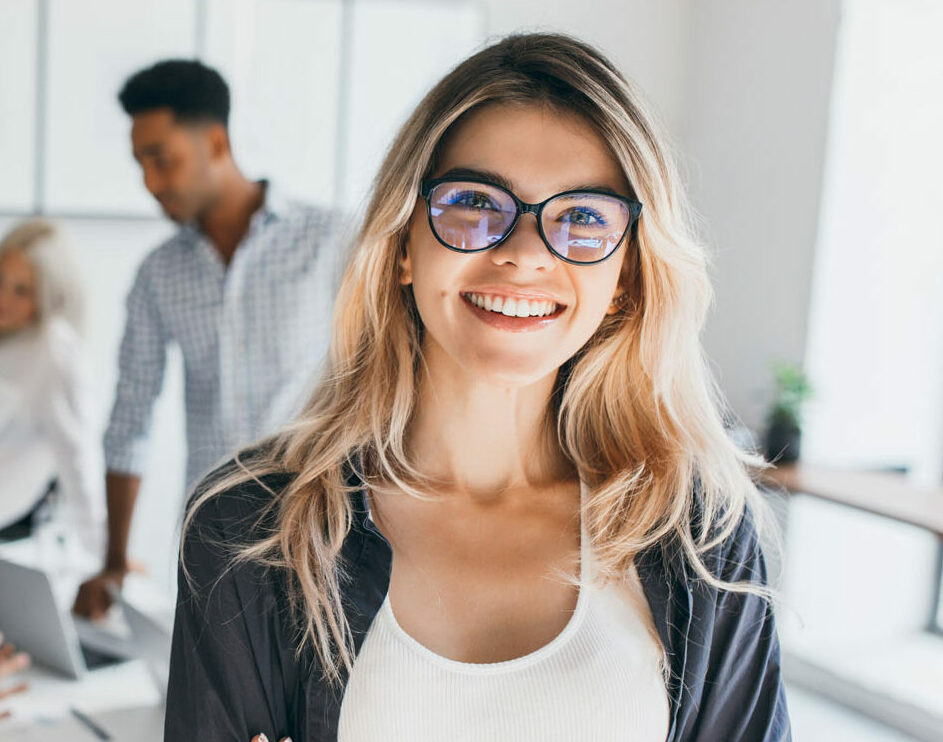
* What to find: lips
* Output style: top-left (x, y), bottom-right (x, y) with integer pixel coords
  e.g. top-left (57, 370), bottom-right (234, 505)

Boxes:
top-left (461, 291), bottom-right (560, 318)
top-left (459, 291), bottom-right (565, 332)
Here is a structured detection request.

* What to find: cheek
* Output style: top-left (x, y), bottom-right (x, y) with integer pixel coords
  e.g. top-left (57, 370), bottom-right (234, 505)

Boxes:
top-left (573, 264), bottom-right (622, 328)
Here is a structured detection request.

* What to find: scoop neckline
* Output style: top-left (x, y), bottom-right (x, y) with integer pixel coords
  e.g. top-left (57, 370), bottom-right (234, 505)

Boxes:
top-left (380, 486), bottom-right (591, 675)
top-left (381, 571), bottom-right (589, 675)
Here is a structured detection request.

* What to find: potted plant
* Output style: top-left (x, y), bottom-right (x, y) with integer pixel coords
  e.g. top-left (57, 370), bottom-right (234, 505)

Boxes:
top-left (764, 360), bottom-right (813, 463)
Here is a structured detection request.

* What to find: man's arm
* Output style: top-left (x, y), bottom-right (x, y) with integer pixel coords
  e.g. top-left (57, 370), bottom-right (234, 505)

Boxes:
top-left (73, 473), bottom-right (141, 619)
top-left (74, 258), bottom-right (167, 618)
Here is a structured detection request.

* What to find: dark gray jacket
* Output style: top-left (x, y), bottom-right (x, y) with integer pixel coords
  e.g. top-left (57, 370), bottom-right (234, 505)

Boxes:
top-left (165, 470), bottom-right (791, 741)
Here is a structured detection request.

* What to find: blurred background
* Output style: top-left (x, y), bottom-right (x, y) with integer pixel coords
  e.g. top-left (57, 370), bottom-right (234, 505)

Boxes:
top-left (0, 0), bottom-right (941, 739)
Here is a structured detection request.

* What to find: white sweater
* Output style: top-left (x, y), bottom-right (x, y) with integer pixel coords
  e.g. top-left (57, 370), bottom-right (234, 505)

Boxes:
top-left (0, 318), bottom-right (104, 555)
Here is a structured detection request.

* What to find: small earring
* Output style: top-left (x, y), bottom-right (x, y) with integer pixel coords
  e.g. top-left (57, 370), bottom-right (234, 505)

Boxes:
top-left (610, 292), bottom-right (632, 309)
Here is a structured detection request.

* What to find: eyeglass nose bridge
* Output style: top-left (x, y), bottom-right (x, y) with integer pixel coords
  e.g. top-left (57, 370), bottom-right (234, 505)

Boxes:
top-left (496, 200), bottom-right (552, 256)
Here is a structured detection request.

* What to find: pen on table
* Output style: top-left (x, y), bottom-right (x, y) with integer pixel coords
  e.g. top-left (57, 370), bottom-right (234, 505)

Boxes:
top-left (70, 706), bottom-right (112, 741)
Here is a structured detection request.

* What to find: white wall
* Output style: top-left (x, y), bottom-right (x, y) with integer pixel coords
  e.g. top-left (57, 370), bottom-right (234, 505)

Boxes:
top-left (803, 0), bottom-right (943, 481)
top-left (480, 0), bottom-right (690, 139)
top-left (681, 0), bottom-right (842, 432)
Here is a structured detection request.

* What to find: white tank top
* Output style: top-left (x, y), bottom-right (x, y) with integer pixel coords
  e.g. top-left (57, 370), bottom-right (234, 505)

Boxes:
top-left (338, 506), bottom-right (670, 742)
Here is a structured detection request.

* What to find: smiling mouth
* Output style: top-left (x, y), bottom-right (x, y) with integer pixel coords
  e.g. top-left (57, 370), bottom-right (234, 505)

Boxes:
top-left (461, 292), bottom-right (564, 318)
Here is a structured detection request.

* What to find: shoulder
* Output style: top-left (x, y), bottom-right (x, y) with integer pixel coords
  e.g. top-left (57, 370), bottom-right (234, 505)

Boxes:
top-left (33, 318), bottom-right (86, 384)
top-left (686, 476), bottom-right (769, 587)
top-left (185, 457), bottom-right (295, 547)
top-left (132, 231), bottom-right (195, 284)
top-left (178, 455), bottom-right (298, 621)
top-left (279, 201), bottom-right (353, 244)
top-left (42, 315), bottom-right (82, 352)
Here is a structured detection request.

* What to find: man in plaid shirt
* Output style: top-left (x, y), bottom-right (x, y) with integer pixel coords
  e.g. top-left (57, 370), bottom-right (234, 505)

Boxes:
top-left (74, 60), bottom-right (347, 619)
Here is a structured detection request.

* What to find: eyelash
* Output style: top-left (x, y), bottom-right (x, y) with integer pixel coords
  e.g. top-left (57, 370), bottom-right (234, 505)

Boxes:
top-left (558, 206), bottom-right (607, 227)
top-left (447, 190), bottom-right (500, 210)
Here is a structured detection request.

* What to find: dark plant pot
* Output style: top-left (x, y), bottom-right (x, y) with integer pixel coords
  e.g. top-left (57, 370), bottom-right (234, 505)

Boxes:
top-left (765, 421), bottom-right (801, 463)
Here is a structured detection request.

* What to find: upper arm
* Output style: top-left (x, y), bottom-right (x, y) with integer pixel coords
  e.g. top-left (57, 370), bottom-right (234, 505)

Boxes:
top-left (103, 260), bottom-right (168, 472)
top-left (691, 513), bottom-right (792, 741)
top-left (164, 494), bottom-right (299, 741)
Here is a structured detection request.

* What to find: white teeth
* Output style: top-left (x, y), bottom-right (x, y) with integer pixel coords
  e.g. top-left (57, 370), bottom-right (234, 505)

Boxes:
top-left (465, 293), bottom-right (558, 317)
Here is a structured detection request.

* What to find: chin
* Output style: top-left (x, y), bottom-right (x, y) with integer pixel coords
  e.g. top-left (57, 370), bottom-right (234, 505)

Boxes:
top-left (463, 350), bottom-right (563, 390)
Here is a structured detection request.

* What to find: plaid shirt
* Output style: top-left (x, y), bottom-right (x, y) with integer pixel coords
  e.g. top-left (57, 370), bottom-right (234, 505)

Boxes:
top-left (103, 186), bottom-right (348, 489)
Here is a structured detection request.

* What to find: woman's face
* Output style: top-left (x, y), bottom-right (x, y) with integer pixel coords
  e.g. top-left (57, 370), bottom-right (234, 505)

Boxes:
top-left (402, 103), bottom-right (630, 388)
top-left (0, 249), bottom-right (39, 335)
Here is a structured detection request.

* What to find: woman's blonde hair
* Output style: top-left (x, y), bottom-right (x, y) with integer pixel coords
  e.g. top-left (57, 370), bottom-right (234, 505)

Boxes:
top-left (0, 218), bottom-right (85, 334)
top-left (186, 32), bottom-right (770, 682)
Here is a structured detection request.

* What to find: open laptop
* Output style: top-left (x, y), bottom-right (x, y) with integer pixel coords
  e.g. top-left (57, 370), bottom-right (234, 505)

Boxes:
top-left (0, 557), bottom-right (129, 679)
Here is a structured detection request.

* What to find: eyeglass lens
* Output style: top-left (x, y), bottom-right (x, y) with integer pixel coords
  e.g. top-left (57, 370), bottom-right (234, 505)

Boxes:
top-left (427, 181), bottom-right (631, 263)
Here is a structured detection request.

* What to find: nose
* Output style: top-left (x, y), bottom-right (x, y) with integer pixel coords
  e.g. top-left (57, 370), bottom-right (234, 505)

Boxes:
top-left (489, 213), bottom-right (555, 272)
top-left (141, 165), bottom-right (162, 196)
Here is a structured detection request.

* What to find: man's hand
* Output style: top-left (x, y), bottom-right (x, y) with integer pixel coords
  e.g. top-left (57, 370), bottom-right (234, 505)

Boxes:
top-left (73, 567), bottom-right (129, 620)
top-left (0, 632), bottom-right (30, 721)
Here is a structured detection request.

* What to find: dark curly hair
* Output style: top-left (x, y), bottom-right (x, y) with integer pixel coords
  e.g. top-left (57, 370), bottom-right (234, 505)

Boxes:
top-left (118, 59), bottom-right (229, 127)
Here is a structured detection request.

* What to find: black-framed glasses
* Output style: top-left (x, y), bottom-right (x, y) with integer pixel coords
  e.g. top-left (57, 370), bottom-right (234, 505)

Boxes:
top-left (420, 177), bottom-right (642, 265)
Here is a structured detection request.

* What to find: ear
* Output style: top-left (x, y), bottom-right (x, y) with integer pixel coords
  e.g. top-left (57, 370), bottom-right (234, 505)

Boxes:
top-left (205, 123), bottom-right (230, 161)
top-left (606, 289), bottom-right (628, 315)
top-left (399, 243), bottom-right (413, 286)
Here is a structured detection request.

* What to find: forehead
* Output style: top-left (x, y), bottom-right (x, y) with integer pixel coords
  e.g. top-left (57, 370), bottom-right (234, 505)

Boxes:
top-left (130, 108), bottom-right (193, 149)
top-left (0, 250), bottom-right (36, 281)
top-left (434, 103), bottom-right (629, 201)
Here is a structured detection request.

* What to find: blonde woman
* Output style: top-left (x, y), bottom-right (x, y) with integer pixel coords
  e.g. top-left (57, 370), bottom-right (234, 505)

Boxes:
top-left (0, 219), bottom-right (104, 555)
top-left (166, 34), bottom-right (790, 742)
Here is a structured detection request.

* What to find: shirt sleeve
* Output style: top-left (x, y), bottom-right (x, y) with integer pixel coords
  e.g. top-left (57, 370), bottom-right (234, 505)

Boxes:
top-left (102, 258), bottom-right (168, 476)
top-left (689, 512), bottom-right (792, 741)
top-left (164, 483), bottom-right (302, 741)
top-left (37, 320), bottom-right (105, 556)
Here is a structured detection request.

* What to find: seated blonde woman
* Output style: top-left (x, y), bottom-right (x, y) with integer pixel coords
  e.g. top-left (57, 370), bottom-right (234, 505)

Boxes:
top-left (0, 219), bottom-right (103, 556)
top-left (166, 33), bottom-right (790, 742)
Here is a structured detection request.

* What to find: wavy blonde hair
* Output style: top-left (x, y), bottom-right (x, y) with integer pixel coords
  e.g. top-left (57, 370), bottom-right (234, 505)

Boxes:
top-left (0, 218), bottom-right (85, 334)
top-left (185, 32), bottom-right (770, 683)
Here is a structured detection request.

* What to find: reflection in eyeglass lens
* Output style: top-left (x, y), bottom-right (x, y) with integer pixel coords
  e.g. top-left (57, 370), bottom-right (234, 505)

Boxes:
top-left (430, 183), bottom-right (516, 251)
top-left (429, 182), bottom-right (629, 261)
top-left (543, 194), bottom-right (629, 262)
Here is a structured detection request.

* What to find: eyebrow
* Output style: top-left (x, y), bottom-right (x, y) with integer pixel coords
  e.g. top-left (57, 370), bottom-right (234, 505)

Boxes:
top-left (436, 167), bottom-right (629, 199)
top-left (133, 144), bottom-right (164, 160)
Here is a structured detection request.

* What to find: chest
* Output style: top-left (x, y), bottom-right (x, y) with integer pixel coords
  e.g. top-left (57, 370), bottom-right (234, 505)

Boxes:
top-left (338, 542), bottom-right (670, 742)
top-left (374, 487), bottom-right (583, 664)
top-left (153, 237), bottom-right (331, 369)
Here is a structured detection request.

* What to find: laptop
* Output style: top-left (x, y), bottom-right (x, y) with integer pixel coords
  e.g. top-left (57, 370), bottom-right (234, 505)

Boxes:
top-left (0, 557), bottom-right (128, 679)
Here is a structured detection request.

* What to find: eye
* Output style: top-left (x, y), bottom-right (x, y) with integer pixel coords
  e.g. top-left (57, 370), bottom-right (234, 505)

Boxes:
top-left (559, 206), bottom-right (608, 227)
top-left (447, 189), bottom-right (500, 211)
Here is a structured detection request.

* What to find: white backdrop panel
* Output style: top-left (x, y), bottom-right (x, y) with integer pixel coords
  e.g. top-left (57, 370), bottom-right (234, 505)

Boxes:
top-left (43, 0), bottom-right (196, 215)
top-left (0, 0), bottom-right (38, 212)
top-left (204, 0), bottom-right (343, 207)
top-left (340, 0), bottom-right (485, 211)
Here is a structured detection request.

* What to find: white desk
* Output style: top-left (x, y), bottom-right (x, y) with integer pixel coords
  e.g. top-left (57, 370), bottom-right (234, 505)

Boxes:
top-left (0, 537), bottom-right (170, 740)
top-left (0, 659), bottom-right (164, 740)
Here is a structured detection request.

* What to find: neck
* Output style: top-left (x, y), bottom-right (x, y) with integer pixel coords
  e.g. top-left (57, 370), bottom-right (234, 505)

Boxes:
top-left (407, 342), bottom-right (575, 498)
top-left (198, 167), bottom-right (264, 263)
